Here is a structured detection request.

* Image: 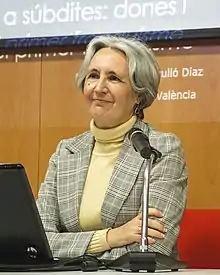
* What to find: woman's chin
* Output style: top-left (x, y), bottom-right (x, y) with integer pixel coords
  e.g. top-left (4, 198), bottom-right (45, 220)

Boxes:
top-left (91, 107), bottom-right (109, 118)
top-left (92, 112), bottom-right (107, 120)
top-left (91, 112), bottom-right (111, 126)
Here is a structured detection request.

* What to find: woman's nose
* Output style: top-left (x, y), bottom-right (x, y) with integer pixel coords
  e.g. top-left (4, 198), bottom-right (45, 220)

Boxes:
top-left (93, 78), bottom-right (108, 94)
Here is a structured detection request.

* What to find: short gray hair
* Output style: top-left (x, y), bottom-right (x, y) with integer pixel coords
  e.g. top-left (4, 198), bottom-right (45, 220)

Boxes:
top-left (76, 35), bottom-right (160, 110)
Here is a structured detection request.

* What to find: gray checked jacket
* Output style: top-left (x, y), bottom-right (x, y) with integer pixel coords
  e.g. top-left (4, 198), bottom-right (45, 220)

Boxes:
top-left (36, 119), bottom-right (188, 260)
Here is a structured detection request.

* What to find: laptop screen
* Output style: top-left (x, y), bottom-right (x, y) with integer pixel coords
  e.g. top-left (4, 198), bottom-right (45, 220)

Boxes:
top-left (0, 163), bottom-right (54, 264)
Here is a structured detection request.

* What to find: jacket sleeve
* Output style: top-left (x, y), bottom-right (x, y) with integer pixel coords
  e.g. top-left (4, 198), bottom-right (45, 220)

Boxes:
top-left (36, 142), bottom-right (96, 259)
top-left (95, 133), bottom-right (188, 261)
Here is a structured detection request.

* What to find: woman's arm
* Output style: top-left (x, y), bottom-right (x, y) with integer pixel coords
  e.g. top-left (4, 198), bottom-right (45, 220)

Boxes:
top-left (36, 143), bottom-right (97, 259)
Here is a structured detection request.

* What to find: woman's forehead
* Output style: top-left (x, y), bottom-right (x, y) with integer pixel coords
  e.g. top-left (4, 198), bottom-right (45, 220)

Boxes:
top-left (87, 48), bottom-right (129, 75)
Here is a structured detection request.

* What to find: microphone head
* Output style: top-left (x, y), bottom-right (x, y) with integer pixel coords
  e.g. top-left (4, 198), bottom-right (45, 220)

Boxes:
top-left (128, 128), bottom-right (144, 141)
top-left (128, 128), bottom-right (152, 159)
top-left (128, 128), bottom-right (162, 161)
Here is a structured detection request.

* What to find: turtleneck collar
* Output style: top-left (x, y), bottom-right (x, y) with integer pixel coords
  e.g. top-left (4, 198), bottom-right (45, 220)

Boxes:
top-left (90, 116), bottom-right (137, 144)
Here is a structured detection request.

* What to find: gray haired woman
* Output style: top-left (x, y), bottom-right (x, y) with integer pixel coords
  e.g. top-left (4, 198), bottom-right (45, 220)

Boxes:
top-left (37, 35), bottom-right (188, 261)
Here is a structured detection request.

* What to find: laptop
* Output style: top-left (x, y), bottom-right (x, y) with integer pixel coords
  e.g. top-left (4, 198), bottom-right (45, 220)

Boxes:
top-left (0, 163), bottom-right (102, 271)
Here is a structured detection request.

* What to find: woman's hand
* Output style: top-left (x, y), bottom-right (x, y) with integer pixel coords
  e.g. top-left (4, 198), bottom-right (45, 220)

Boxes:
top-left (106, 208), bottom-right (166, 248)
top-left (140, 208), bottom-right (166, 245)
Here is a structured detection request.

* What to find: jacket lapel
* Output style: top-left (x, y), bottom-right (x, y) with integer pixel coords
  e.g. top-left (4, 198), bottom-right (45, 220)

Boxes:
top-left (60, 132), bottom-right (94, 232)
top-left (101, 120), bottom-right (149, 228)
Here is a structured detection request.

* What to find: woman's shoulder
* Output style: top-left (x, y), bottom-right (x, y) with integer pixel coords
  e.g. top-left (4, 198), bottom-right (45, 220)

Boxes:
top-left (137, 120), bottom-right (181, 142)
top-left (54, 131), bottom-right (93, 155)
top-left (136, 120), bottom-right (184, 155)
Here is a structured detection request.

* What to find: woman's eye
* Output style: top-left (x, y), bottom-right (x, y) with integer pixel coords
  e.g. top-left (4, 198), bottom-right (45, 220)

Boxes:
top-left (88, 73), bottom-right (99, 79)
top-left (109, 75), bottom-right (120, 81)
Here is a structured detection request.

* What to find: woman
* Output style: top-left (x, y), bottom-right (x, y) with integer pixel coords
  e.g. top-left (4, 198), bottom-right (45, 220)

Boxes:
top-left (37, 35), bottom-right (187, 261)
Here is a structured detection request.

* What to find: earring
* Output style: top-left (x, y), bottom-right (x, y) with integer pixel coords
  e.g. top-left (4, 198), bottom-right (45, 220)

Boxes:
top-left (134, 104), bottom-right (140, 116)
top-left (133, 103), bottom-right (144, 119)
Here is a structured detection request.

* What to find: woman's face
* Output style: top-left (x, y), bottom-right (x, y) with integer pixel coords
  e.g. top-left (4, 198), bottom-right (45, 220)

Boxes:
top-left (83, 47), bottom-right (137, 129)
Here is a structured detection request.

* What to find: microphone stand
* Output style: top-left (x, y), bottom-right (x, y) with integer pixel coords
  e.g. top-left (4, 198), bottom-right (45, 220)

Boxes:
top-left (106, 146), bottom-right (187, 272)
top-left (140, 153), bottom-right (155, 253)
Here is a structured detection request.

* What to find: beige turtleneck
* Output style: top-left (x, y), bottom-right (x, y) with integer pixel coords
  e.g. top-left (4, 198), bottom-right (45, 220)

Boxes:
top-left (79, 116), bottom-right (136, 253)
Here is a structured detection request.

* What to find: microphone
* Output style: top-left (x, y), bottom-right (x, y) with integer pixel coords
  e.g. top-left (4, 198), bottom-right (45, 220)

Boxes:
top-left (128, 128), bottom-right (151, 159)
top-left (128, 128), bottom-right (162, 162)
top-left (106, 127), bottom-right (187, 272)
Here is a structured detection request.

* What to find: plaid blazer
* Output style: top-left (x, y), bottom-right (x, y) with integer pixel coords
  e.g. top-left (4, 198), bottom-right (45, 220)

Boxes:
top-left (37, 119), bottom-right (188, 260)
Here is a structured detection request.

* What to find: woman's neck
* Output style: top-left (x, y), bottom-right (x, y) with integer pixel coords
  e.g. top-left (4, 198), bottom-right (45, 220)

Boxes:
top-left (90, 116), bottom-right (137, 143)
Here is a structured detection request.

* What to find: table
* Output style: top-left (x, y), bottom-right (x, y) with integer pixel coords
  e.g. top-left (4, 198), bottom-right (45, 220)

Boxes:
top-left (0, 270), bottom-right (219, 275)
